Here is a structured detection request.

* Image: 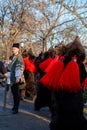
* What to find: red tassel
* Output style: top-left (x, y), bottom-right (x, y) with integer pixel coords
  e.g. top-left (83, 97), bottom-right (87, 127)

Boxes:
top-left (39, 56), bottom-right (64, 91)
top-left (58, 56), bottom-right (82, 93)
top-left (45, 55), bottom-right (59, 73)
top-left (39, 57), bottom-right (53, 72)
top-left (24, 57), bottom-right (37, 73)
top-left (82, 77), bottom-right (87, 90)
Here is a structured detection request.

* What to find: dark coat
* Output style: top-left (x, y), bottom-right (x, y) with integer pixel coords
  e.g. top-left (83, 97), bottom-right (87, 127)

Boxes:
top-left (50, 57), bottom-right (87, 130)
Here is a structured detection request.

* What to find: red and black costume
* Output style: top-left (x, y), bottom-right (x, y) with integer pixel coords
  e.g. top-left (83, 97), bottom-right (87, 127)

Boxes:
top-left (49, 38), bottom-right (87, 130)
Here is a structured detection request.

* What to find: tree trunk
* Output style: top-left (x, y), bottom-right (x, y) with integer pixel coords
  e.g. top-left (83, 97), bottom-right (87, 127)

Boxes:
top-left (43, 39), bottom-right (47, 52)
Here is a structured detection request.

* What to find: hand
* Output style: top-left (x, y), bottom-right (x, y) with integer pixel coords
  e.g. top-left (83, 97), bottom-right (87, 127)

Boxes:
top-left (5, 60), bottom-right (10, 65)
top-left (16, 78), bottom-right (20, 83)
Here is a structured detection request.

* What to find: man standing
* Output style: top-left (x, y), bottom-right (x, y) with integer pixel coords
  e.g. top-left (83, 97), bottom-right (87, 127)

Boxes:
top-left (8, 43), bottom-right (25, 114)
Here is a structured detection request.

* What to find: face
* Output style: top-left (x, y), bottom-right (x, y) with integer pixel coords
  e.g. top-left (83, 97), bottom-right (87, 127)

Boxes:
top-left (12, 47), bottom-right (19, 56)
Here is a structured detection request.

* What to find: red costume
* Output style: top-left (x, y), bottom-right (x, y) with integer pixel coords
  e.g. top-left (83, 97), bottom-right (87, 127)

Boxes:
top-left (39, 57), bottom-right (53, 72)
top-left (24, 57), bottom-right (37, 73)
top-left (58, 56), bottom-right (82, 93)
top-left (39, 56), bottom-right (64, 91)
top-left (45, 55), bottom-right (59, 73)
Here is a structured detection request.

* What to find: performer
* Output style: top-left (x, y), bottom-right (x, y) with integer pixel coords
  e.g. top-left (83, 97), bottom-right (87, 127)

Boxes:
top-left (50, 36), bottom-right (87, 130)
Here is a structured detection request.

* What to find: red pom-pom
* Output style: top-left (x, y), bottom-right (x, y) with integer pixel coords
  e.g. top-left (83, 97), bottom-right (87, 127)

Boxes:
top-left (82, 77), bottom-right (87, 90)
top-left (58, 56), bottom-right (82, 93)
top-left (24, 57), bottom-right (37, 73)
top-left (39, 56), bottom-right (64, 91)
top-left (45, 55), bottom-right (59, 73)
top-left (39, 57), bottom-right (53, 72)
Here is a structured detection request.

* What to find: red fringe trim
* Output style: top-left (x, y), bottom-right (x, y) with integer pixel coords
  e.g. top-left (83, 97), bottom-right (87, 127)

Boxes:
top-left (82, 77), bottom-right (87, 90)
top-left (45, 55), bottom-right (59, 73)
top-left (58, 56), bottom-right (82, 93)
top-left (24, 57), bottom-right (37, 73)
top-left (39, 56), bottom-right (64, 91)
top-left (39, 57), bottom-right (53, 72)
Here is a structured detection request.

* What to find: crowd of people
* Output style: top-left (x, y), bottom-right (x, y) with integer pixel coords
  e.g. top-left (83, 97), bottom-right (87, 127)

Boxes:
top-left (0, 36), bottom-right (87, 130)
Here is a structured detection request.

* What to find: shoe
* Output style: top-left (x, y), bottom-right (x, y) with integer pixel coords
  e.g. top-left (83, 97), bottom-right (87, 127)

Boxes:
top-left (12, 110), bottom-right (18, 114)
top-left (34, 107), bottom-right (40, 111)
top-left (84, 102), bottom-right (87, 106)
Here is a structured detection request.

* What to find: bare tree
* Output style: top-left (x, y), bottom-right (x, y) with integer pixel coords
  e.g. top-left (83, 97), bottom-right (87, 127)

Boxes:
top-left (0, 0), bottom-right (37, 58)
top-left (0, 0), bottom-right (87, 59)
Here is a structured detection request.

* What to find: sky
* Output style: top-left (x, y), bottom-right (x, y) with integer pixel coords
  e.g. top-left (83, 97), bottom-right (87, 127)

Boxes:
top-left (1, 0), bottom-right (87, 47)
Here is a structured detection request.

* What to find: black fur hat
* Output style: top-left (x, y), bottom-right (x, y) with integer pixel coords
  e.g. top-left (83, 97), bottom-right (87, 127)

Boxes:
top-left (12, 43), bottom-right (20, 48)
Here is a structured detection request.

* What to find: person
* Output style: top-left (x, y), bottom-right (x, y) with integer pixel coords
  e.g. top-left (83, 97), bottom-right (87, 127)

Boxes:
top-left (49, 36), bottom-right (87, 130)
top-left (34, 49), bottom-right (56, 111)
top-left (19, 50), bottom-right (28, 100)
top-left (8, 43), bottom-right (25, 114)
top-left (23, 49), bottom-right (37, 99)
top-left (39, 44), bottom-right (65, 124)
top-left (0, 61), bottom-right (8, 86)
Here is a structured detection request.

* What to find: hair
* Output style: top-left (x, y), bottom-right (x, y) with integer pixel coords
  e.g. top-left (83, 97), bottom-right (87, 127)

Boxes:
top-left (22, 50), bottom-right (28, 58)
top-left (74, 36), bottom-right (81, 43)
top-left (65, 36), bottom-right (85, 62)
top-left (48, 48), bottom-right (56, 58)
top-left (55, 41), bottom-right (66, 56)
top-left (43, 51), bottom-right (50, 60)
